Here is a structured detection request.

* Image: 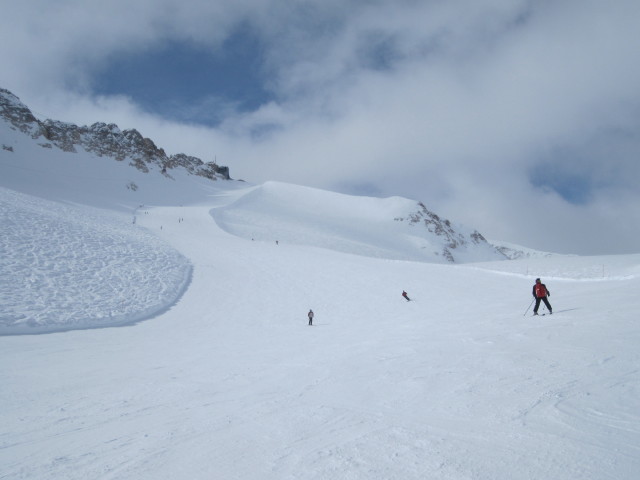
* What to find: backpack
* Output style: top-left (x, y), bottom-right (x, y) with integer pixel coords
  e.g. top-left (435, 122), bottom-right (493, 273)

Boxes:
top-left (534, 283), bottom-right (547, 297)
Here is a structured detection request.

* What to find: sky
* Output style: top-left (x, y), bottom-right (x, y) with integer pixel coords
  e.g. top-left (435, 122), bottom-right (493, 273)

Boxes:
top-left (2, 0), bottom-right (640, 255)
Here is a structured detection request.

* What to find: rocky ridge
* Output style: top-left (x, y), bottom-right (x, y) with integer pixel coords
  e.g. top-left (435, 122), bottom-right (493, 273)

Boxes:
top-left (0, 88), bottom-right (229, 181)
top-left (394, 201), bottom-right (505, 262)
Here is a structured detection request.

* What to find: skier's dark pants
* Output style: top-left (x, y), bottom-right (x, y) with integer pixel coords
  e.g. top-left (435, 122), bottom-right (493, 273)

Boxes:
top-left (534, 297), bottom-right (552, 313)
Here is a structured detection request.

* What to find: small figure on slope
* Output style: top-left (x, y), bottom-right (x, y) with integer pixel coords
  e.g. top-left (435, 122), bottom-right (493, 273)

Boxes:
top-left (532, 278), bottom-right (552, 315)
top-left (308, 309), bottom-right (314, 326)
top-left (402, 290), bottom-right (411, 302)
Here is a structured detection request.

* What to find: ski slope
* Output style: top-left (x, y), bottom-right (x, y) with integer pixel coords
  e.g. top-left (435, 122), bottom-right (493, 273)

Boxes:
top-left (2, 113), bottom-right (640, 478)
top-left (1, 178), bottom-right (640, 478)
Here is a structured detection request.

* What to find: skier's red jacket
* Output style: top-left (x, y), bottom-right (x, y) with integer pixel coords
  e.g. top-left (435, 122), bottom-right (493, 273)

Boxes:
top-left (533, 283), bottom-right (549, 298)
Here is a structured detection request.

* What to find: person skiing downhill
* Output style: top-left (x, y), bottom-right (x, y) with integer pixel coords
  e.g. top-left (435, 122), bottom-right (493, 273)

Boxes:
top-left (308, 309), bottom-right (314, 326)
top-left (532, 278), bottom-right (552, 315)
top-left (402, 291), bottom-right (411, 302)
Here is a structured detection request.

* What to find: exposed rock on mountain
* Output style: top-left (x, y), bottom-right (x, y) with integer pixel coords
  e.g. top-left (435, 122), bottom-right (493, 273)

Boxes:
top-left (0, 88), bottom-right (230, 181)
top-left (394, 201), bottom-right (505, 262)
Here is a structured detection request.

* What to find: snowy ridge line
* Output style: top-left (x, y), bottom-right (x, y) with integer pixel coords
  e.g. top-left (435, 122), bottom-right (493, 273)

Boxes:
top-left (0, 187), bottom-right (192, 335)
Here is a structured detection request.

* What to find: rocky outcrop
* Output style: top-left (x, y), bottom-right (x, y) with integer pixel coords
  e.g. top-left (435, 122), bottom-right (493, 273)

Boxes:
top-left (396, 201), bottom-right (505, 262)
top-left (0, 88), bottom-right (44, 138)
top-left (0, 88), bottom-right (230, 181)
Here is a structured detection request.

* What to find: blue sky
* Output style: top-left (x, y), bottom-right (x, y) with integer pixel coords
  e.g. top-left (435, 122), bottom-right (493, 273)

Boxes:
top-left (2, 0), bottom-right (640, 254)
top-left (93, 26), bottom-right (273, 125)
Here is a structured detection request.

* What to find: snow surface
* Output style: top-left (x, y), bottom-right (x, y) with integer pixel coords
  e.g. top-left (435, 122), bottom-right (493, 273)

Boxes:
top-left (212, 181), bottom-right (504, 263)
top-left (2, 118), bottom-right (640, 478)
top-left (0, 187), bottom-right (191, 334)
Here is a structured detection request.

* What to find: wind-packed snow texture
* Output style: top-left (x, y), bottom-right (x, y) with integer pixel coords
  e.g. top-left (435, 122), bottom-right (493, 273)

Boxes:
top-left (2, 107), bottom-right (640, 479)
top-left (0, 188), bottom-right (191, 334)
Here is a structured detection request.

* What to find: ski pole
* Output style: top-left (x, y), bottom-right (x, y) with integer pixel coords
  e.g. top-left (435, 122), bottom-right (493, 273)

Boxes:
top-left (524, 298), bottom-right (534, 316)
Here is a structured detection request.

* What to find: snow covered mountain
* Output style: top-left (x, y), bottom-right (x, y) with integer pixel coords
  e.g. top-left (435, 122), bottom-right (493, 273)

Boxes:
top-left (2, 86), bottom-right (640, 479)
top-left (213, 182), bottom-right (504, 263)
top-left (0, 87), bottom-right (229, 182)
top-left (1, 87), bottom-right (506, 265)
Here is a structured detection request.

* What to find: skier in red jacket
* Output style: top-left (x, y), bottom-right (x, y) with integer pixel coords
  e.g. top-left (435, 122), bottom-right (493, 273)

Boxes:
top-left (402, 291), bottom-right (411, 302)
top-left (532, 278), bottom-right (552, 315)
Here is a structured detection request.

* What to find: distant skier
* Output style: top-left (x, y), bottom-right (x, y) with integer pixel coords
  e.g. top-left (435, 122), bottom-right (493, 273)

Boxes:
top-left (532, 278), bottom-right (552, 315)
top-left (308, 309), bottom-right (314, 326)
top-left (402, 291), bottom-right (411, 302)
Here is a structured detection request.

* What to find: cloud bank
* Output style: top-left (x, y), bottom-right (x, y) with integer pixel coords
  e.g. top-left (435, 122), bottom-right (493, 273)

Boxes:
top-left (2, 0), bottom-right (639, 254)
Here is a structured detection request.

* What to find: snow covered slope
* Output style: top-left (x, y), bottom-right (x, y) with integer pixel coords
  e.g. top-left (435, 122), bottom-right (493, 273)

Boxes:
top-left (490, 239), bottom-right (562, 260)
top-left (0, 187), bottom-right (191, 334)
top-left (0, 102), bottom-right (228, 211)
top-left (2, 88), bottom-right (640, 479)
top-left (213, 181), bottom-right (505, 263)
top-left (1, 104), bottom-right (236, 334)
top-left (2, 195), bottom-right (639, 479)
top-left (2, 90), bottom-right (505, 334)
